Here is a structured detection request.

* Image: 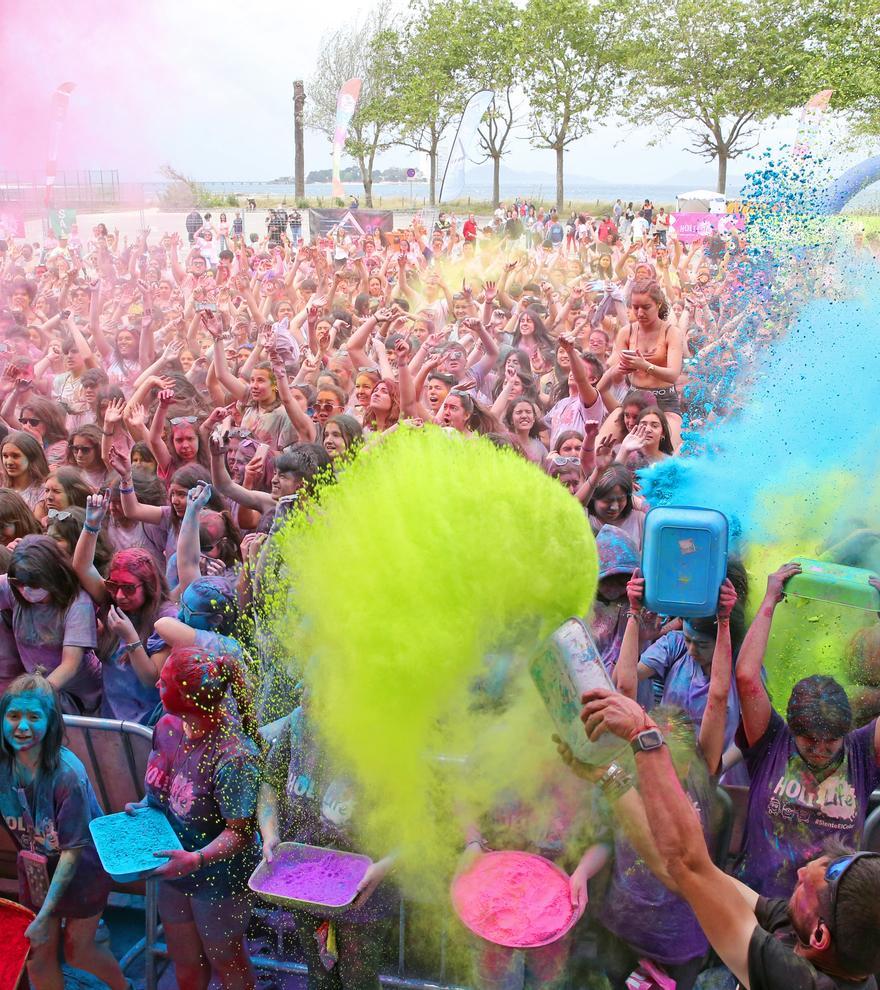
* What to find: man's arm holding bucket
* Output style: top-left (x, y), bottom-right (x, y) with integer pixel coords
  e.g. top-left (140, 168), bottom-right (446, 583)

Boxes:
top-left (581, 688), bottom-right (759, 989)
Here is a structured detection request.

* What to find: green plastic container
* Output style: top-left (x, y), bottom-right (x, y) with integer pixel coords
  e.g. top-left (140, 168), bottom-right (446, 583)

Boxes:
top-left (786, 558), bottom-right (880, 611)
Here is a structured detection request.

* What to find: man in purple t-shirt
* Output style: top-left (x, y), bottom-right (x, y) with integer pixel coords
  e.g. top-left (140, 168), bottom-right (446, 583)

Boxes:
top-left (580, 686), bottom-right (880, 990)
top-left (735, 563), bottom-right (880, 898)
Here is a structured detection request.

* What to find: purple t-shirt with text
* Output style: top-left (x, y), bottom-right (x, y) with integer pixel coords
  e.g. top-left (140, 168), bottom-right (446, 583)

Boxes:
top-left (736, 710), bottom-right (879, 897)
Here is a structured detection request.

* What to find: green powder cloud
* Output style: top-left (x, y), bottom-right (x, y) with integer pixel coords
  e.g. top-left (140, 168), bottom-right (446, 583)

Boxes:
top-left (273, 427), bottom-right (597, 892)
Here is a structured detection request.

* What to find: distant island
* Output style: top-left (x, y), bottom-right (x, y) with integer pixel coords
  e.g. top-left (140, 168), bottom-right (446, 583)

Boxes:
top-left (271, 167), bottom-right (427, 184)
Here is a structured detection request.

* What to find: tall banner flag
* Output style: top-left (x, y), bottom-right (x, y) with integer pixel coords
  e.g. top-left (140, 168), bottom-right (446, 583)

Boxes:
top-left (792, 89), bottom-right (833, 158)
top-left (332, 79), bottom-right (363, 199)
top-left (438, 90), bottom-right (494, 203)
top-left (45, 82), bottom-right (76, 208)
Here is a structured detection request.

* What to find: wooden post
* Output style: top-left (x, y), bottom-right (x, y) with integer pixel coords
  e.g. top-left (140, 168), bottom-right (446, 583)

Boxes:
top-left (293, 81), bottom-right (306, 200)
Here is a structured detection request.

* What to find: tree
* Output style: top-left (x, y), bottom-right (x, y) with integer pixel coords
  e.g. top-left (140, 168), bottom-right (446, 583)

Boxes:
top-left (382, 0), bottom-right (472, 205)
top-left (306, 5), bottom-right (396, 207)
top-left (520, 0), bottom-right (627, 213)
top-left (621, 0), bottom-right (815, 193)
top-left (454, 0), bottom-right (523, 208)
top-left (800, 0), bottom-right (880, 136)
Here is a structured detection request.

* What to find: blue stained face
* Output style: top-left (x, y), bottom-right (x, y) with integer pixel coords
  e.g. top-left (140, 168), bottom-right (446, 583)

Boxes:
top-left (3, 693), bottom-right (50, 753)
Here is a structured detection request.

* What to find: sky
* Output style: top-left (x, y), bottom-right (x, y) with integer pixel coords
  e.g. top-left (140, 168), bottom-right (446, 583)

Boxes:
top-left (0, 0), bottom-right (865, 193)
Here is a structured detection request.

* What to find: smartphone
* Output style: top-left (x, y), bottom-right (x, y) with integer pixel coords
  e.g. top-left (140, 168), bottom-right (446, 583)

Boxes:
top-left (255, 442), bottom-right (270, 459)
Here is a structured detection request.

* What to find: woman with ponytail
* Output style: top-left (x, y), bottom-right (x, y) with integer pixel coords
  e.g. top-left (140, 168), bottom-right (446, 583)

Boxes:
top-left (610, 278), bottom-right (685, 448)
top-left (127, 646), bottom-right (261, 990)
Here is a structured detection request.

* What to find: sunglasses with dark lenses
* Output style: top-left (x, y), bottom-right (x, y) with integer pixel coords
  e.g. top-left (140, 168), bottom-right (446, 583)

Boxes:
top-left (70, 445), bottom-right (95, 454)
top-left (315, 401), bottom-right (338, 413)
top-left (825, 853), bottom-right (880, 936)
top-left (20, 417), bottom-right (41, 427)
top-left (105, 579), bottom-right (142, 596)
top-left (47, 509), bottom-right (73, 521)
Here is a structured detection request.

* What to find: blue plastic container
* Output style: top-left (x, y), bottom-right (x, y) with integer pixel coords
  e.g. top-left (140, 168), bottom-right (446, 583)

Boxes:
top-left (641, 506), bottom-right (728, 618)
top-left (89, 807), bottom-right (182, 883)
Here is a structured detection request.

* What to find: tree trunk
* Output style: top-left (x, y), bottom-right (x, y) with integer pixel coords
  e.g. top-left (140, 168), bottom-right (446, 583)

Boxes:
top-left (492, 154), bottom-right (501, 209)
top-left (429, 145), bottom-right (437, 206)
top-left (716, 150), bottom-right (728, 195)
top-left (363, 175), bottom-right (373, 208)
top-left (555, 145), bottom-right (564, 214)
top-left (293, 81), bottom-right (306, 200)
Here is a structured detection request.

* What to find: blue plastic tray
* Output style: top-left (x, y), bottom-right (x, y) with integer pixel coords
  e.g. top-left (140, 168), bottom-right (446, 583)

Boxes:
top-left (641, 506), bottom-right (728, 618)
top-left (89, 807), bottom-right (182, 883)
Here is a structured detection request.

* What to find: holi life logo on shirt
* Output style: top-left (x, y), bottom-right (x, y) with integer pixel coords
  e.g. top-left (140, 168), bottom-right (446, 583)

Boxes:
top-left (169, 772), bottom-right (195, 817)
top-left (767, 764), bottom-right (857, 825)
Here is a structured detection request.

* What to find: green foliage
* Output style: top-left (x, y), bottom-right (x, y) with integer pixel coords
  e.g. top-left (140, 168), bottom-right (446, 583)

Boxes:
top-left (799, 0), bottom-right (880, 135)
top-left (620, 0), bottom-right (815, 190)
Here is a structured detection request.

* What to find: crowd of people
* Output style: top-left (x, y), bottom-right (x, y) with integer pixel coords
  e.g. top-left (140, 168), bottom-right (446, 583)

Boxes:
top-left (0, 200), bottom-right (879, 990)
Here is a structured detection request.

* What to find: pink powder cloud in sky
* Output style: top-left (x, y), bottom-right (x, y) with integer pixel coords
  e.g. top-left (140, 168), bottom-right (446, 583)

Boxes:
top-left (0, 0), bottom-right (176, 178)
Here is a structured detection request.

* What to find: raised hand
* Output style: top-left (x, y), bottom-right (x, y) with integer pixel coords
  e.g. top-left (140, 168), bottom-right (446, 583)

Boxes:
top-left (593, 435), bottom-right (615, 473)
top-left (186, 481), bottom-right (213, 513)
top-left (124, 402), bottom-right (146, 429)
top-left (103, 397), bottom-right (125, 427)
top-left (157, 388), bottom-right (174, 408)
top-left (108, 444), bottom-right (132, 478)
top-left (484, 280), bottom-right (497, 302)
top-left (626, 567), bottom-right (645, 611)
top-left (765, 562), bottom-right (802, 604)
top-left (162, 338), bottom-right (184, 364)
top-left (85, 492), bottom-right (110, 530)
top-left (717, 577), bottom-right (738, 620)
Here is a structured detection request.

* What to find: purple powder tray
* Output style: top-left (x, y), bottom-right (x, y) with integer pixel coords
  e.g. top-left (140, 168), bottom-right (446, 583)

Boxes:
top-left (249, 842), bottom-right (372, 915)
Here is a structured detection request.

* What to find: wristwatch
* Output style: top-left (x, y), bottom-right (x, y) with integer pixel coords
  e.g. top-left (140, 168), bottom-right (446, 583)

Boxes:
top-left (630, 728), bottom-right (665, 754)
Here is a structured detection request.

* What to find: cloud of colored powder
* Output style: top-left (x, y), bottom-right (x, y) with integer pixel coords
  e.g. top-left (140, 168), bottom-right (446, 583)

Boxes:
top-left (272, 427), bottom-right (598, 895)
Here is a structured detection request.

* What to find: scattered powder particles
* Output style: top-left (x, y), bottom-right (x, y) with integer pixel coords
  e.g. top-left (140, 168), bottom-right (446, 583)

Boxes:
top-left (452, 851), bottom-right (574, 947)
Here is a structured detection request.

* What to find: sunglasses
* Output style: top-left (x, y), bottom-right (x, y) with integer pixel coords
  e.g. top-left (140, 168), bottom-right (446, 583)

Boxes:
top-left (47, 509), bottom-right (73, 521)
top-left (19, 417), bottom-right (41, 427)
top-left (227, 428), bottom-right (252, 439)
top-left (315, 401), bottom-right (339, 413)
top-left (105, 579), bottom-right (142, 596)
top-left (70, 444), bottom-right (95, 454)
top-left (825, 853), bottom-right (880, 936)
top-left (549, 455), bottom-right (580, 467)
top-left (170, 416), bottom-right (198, 426)
top-left (180, 601), bottom-right (217, 620)
top-left (357, 365), bottom-right (380, 374)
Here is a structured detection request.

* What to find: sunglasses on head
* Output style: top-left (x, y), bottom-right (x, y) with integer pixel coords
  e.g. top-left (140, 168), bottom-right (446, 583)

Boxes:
top-left (20, 417), bottom-right (41, 427)
top-left (825, 853), bottom-right (880, 936)
top-left (357, 365), bottom-right (380, 374)
top-left (105, 578), bottom-right (142, 596)
top-left (47, 509), bottom-right (73, 521)
top-left (170, 416), bottom-right (198, 426)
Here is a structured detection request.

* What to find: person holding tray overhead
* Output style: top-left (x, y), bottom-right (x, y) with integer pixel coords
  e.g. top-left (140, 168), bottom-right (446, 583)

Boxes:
top-left (258, 694), bottom-right (397, 990)
top-left (0, 672), bottom-right (128, 990)
top-left (127, 645), bottom-right (262, 990)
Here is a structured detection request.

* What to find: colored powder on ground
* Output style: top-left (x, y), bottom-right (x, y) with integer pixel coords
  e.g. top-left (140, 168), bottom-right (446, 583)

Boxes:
top-left (271, 427), bottom-right (597, 896)
top-left (90, 809), bottom-right (179, 875)
top-left (0, 898), bottom-right (34, 990)
top-left (452, 851), bottom-right (573, 947)
top-left (255, 847), bottom-right (368, 906)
